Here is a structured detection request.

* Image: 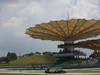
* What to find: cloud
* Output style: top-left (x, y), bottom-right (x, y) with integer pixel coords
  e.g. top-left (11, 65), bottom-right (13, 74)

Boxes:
top-left (69, 0), bottom-right (100, 19)
top-left (1, 0), bottom-right (100, 28)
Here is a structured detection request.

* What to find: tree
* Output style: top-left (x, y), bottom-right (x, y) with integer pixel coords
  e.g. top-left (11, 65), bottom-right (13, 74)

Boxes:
top-left (35, 52), bottom-right (41, 55)
top-left (23, 52), bottom-right (34, 56)
top-left (7, 52), bottom-right (17, 61)
top-left (0, 57), bottom-right (10, 63)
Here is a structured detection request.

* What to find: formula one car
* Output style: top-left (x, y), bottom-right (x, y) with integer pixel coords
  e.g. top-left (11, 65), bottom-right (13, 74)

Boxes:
top-left (45, 69), bottom-right (66, 73)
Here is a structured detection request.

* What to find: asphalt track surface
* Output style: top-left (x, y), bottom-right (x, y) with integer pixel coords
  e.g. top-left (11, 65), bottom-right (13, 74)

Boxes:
top-left (0, 68), bottom-right (100, 75)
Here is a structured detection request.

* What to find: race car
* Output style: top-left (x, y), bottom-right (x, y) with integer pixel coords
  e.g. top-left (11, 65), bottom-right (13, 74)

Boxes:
top-left (45, 69), bottom-right (66, 73)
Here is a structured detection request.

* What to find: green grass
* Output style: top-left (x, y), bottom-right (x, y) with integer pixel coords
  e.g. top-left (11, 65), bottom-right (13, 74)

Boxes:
top-left (0, 74), bottom-right (43, 75)
top-left (0, 54), bottom-right (86, 66)
top-left (10, 55), bottom-right (57, 66)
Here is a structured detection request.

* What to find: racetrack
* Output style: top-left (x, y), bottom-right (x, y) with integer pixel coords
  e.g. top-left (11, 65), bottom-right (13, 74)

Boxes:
top-left (0, 68), bottom-right (100, 75)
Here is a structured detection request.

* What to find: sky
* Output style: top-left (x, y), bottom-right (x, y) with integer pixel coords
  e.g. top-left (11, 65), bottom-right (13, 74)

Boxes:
top-left (0, 0), bottom-right (100, 56)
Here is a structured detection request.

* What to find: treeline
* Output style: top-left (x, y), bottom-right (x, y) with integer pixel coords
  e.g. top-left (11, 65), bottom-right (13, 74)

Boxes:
top-left (23, 51), bottom-right (58, 56)
top-left (0, 52), bottom-right (17, 64)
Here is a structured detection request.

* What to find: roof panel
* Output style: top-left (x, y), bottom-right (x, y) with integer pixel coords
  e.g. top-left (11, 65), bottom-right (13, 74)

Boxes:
top-left (26, 19), bottom-right (100, 42)
top-left (75, 39), bottom-right (100, 50)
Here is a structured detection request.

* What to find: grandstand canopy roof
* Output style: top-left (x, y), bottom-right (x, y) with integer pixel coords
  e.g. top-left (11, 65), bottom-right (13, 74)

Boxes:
top-left (75, 39), bottom-right (100, 50)
top-left (26, 19), bottom-right (100, 42)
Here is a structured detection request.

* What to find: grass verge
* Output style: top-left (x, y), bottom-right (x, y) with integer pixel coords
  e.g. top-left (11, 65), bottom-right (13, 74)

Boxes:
top-left (0, 74), bottom-right (44, 75)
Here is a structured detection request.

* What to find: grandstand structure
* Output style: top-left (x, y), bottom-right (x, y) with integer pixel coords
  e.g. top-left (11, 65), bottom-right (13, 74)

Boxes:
top-left (75, 39), bottom-right (100, 51)
top-left (26, 19), bottom-right (100, 68)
